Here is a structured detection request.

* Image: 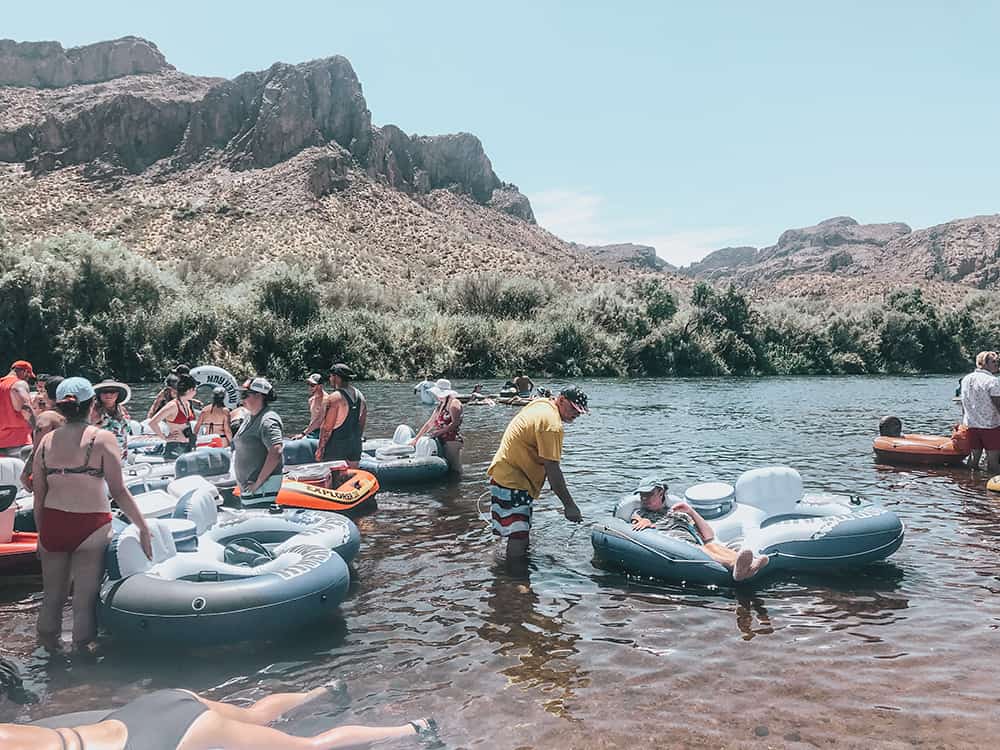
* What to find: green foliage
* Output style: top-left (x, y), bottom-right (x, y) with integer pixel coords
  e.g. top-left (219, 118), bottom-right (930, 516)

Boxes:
top-left (0, 232), bottom-right (991, 381)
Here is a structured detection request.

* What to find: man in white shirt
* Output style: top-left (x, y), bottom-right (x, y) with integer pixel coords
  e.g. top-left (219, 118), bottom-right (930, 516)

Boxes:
top-left (960, 351), bottom-right (1000, 474)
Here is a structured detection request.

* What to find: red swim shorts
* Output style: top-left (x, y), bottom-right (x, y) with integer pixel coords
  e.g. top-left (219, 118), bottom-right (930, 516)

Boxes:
top-left (967, 427), bottom-right (1000, 452)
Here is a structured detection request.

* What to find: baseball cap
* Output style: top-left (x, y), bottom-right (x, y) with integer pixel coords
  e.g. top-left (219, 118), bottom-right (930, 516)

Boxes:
top-left (329, 363), bottom-right (356, 379)
top-left (636, 476), bottom-right (668, 493)
top-left (11, 360), bottom-right (35, 377)
top-left (306, 373), bottom-right (324, 385)
top-left (56, 376), bottom-right (95, 404)
top-left (559, 385), bottom-right (589, 414)
top-left (244, 377), bottom-right (275, 396)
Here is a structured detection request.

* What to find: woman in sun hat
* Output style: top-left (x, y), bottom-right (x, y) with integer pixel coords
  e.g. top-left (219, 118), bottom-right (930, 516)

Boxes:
top-left (92, 379), bottom-right (132, 452)
top-left (412, 378), bottom-right (464, 474)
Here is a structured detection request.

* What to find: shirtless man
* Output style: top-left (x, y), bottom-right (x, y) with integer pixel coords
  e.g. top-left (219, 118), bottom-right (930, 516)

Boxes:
top-left (316, 364), bottom-right (367, 467)
top-left (293, 374), bottom-right (327, 440)
top-left (512, 371), bottom-right (535, 396)
top-left (0, 361), bottom-right (36, 457)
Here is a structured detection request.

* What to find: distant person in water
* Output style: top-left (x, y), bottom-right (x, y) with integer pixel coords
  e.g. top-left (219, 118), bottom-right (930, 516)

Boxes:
top-left (147, 373), bottom-right (179, 420)
top-left (194, 386), bottom-right (233, 446)
top-left (293, 373), bottom-right (327, 440)
top-left (19, 379), bottom-right (65, 492)
top-left (960, 350), bottom-right (1000, 474)
top-left (0, 360), bottom-right (36, 458)
top-left (317, 364), bottom-right (367, 467)
top-left (629, 476), bottom-right (769, 581)
top-left (412, 379), bottom-right (464, 474)
top-left (0, 681), bottom-right (438, 750)
top-left (91, 380), bottom-right (132, 453)
top-left (148, 374), bottom-right (198, 460)
top-left (512, 371), bottom-right (534, 397)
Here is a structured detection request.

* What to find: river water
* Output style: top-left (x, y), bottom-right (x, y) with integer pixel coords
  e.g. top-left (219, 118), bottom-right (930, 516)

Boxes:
top-left (2, 375), bottom-right (997, 748)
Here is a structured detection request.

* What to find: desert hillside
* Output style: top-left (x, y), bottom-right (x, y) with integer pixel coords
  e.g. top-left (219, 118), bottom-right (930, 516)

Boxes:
top-left (0, 36), bottom-right (649, 289)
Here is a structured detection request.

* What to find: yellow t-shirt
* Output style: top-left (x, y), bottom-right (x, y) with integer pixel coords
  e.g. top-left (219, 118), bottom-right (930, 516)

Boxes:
top-left (487, 399), bottom-right (564, 498)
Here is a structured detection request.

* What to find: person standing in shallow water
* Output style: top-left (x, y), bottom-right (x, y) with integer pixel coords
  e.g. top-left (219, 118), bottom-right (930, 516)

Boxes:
top-left (233, 377), bottom-right (284, 506)
top-left (412, 378), bottom-right (464, 474)
top-left (293, 373), bottom-right (327, 440)
top-left (487, 386), bottom-right (587, 565)
top-left (0, 360), bottom-right (36, 458)
top-left (317, 364), bottom-right (367, 467)
top-left (33, 377), bottom-right (152, 652)
top-left (960, 350), bottom-right (1000, 474)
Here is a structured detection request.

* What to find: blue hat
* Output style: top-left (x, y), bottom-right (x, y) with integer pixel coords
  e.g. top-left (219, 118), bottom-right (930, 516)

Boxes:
top-left (56, 376), bottom-right (95, 404)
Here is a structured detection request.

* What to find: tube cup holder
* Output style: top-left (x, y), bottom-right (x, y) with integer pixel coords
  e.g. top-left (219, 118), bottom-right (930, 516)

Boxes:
top-left (683, 481), bottom-right (735, 519)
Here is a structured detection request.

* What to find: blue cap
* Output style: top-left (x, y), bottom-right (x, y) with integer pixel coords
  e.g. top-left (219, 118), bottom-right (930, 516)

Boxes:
top-left (56, 376), bottom-right (95, 404)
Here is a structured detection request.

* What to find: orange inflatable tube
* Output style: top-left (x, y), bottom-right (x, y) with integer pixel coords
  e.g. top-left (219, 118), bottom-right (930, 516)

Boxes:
top-left (0, 532), bottom-right (39, 575)
top-left (873, 434), bottom-right (969, 467)
top-left (275, 469), bottom-right (379, 513)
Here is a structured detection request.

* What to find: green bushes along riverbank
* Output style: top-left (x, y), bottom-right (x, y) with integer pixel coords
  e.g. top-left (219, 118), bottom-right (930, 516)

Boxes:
top-left (1, 233), bottom-right (998, 381)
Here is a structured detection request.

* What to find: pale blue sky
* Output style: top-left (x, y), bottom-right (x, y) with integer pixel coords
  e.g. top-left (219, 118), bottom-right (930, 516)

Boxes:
top-left (6, 1), bottom-right (1000, 265)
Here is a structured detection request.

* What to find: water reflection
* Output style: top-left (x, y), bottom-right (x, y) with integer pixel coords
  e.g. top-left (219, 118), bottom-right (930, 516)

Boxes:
top-left (478, 572), bottom-right (588, 719)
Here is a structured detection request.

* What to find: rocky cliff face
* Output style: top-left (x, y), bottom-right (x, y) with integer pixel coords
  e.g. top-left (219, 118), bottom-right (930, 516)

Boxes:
top-left (0, 36), bottom-right (533, 219)
top-left (0, 37), bottom-right (172, 87)
top-left (682, 215), bottom-right (1000, 292)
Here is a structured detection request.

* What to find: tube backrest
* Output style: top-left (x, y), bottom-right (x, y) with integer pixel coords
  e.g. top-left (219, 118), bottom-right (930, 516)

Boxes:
top-left (734, 466), bottom-right (803, 516)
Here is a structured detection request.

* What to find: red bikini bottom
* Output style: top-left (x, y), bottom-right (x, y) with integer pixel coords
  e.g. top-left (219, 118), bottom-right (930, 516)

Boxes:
top-left (39, 508), bottom-right (112, 553)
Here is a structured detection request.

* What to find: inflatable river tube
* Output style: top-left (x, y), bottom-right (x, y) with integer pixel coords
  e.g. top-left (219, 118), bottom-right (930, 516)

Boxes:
top-left (101, 515), bottom-right (351, 644)
top-left (873, 434), bottom-right (969, 466)
top-left (290, 432), bottom-right (448, 488)
top-left (276, 462), bottom-right (379, 515)
top-left (591, 466), bottom-right (905, 587)
top-left (0, 481), bottom-right (38, 575)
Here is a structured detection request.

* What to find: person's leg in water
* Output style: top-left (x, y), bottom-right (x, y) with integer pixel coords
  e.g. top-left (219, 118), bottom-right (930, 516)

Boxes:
top-left (37, 547), bottom-right (72, 650)
top-left (179, 711), bottom-right (435, 750)
top-left (969, 447), bottom-right (983, 470)
top-left (190, 681), bottom-right (348, 725)
top-left (68, 523), bottom-right (114, 651)
top-left (441, 441), bottom-right (463, 476)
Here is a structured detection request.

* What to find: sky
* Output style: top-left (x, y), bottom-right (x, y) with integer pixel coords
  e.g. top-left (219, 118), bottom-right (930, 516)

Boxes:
top-left (6, 1), bottom-right (1000, 266)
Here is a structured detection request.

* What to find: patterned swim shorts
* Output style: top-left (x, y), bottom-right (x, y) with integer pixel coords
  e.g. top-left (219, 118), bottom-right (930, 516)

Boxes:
top-left (489, 482), bottom-right (533, 539)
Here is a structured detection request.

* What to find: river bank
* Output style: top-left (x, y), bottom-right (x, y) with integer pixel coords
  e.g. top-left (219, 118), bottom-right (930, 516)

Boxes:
top-left (2, 233), bottom-right (999, 383)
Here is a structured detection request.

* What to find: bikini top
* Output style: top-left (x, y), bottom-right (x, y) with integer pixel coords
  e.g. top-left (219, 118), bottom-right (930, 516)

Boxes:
top-left (169, 400), bottom-right (192, 425)
top-left (42, 427), bottom-right (105, 478)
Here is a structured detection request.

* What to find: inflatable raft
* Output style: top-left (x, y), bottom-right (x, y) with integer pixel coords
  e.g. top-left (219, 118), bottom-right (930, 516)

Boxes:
top-left (591, 466), bottom-right (905, 587)
top-left (872, 417), bottom-right (970, 467)
top-left (0, 481), bottom-right (37, 575)
top-left (288, 431), bottom-right (448, 488)
top-left (101, 485), bottom-right (357, 643)
top-left (988, 475), bottom-right (1000, 492)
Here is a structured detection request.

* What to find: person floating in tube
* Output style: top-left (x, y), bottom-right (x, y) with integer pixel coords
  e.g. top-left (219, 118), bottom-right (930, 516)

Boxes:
top-left (630, 476), bottom-right (769, 582)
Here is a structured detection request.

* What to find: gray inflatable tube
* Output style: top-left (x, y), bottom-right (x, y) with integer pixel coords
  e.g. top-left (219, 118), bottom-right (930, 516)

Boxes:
top-left (101, 521), bottom-right (349, 644)
top-left (592, 466), bottom-right (905, 587)
top-left (285, 435), bottom-right (448, 487)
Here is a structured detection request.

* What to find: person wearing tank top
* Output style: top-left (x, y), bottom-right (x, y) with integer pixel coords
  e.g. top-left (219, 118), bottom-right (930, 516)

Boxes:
top-left (0, 360), bottom-right (35, 455)
top-left (317, 363), bottom-right (367, 467)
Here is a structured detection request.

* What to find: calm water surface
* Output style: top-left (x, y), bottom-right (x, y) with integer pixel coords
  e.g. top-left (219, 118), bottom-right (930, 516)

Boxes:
top-left (2, 376), bottom-right (998, 748)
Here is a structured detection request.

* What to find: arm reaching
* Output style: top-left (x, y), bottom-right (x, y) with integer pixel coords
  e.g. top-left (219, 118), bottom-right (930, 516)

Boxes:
top-left (543, 460), bottom-right (582, 522)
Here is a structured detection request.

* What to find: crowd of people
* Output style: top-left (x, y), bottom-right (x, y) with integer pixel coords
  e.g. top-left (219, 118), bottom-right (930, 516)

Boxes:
top-left (2, 352), bottom-right (998, 747)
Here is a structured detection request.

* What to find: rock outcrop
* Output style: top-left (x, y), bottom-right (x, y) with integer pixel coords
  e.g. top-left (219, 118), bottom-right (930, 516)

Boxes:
top-left (0, 37), bottom-right (533, 216)
top-left (576, 243), bottom-right (676, 272)
top-left (874, 215), bottom-right (1000, 287)
top-left (0, 37), bottom-right (172, 88)
top-left (681, 246), bottom-right (759, 279)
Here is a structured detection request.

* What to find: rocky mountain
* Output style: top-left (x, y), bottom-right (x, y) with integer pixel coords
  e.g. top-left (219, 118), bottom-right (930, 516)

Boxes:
top-left (682, 215), bottom-right (1000, 295)
top-left (0, 37), bottom-right (614, 288)
top-left (574, 243), bottom-right (676, 272)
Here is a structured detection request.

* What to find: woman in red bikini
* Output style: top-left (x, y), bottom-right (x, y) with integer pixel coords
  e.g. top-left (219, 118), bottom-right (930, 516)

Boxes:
top-left (148, 374), bottom-right (199, 460)
top-left (32, 377), bottom-right (152, 653)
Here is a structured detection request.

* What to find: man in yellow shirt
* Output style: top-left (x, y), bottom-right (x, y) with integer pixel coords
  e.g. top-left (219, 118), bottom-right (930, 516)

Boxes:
top-left (487, 386), bottom-right (588, 561)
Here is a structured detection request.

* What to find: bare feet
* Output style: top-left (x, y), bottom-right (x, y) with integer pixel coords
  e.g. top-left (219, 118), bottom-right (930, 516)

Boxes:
top-left (733, 549), bottom-right (753, 581)
top-left (748, 554), bottom-right (770, 578)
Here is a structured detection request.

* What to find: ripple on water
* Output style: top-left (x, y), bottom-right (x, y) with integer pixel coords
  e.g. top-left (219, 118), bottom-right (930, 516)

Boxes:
top-left (2, 376), bottom-right (999, 748)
